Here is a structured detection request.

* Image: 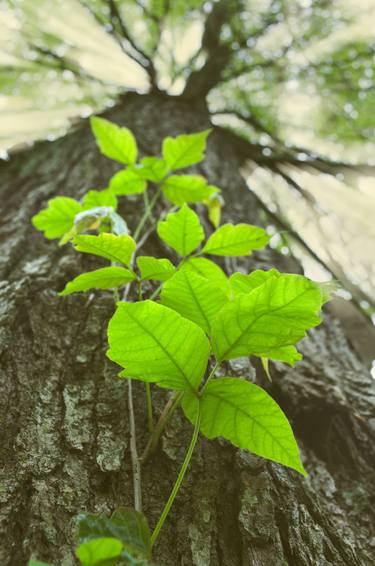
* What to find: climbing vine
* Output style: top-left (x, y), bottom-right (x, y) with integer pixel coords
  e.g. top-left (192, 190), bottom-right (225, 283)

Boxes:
top-left (30, 117), bottom-right (331, 566)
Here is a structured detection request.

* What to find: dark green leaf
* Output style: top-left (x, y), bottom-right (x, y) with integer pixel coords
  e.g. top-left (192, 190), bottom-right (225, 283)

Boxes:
top-left (76, 508), bottom-right (151, 560)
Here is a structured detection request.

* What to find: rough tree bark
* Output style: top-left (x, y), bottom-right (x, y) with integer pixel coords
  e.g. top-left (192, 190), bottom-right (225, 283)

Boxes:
top-left (0, 93), bottom-right (374, 566)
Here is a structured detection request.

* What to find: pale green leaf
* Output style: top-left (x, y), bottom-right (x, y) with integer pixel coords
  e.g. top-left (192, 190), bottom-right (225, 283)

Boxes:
top-left (204, 193), bottom-right (222, 228)
top-left (160, 269), bottom-right (228, 334)
top-left (73, 233), bottom-right (136, 266)
top-left (32, 196), bottom-right (82, 239)
top-left (109, 169), bottom-right (146, 195)
top-left (162, 130), bottom-right (211, 169)
top-left (229, 269), bottom-right (281, 296)
top-left (76, 537), bottom-right (123, 566)
top-left (82, 190), bottom-right (118, 210)
top-left (180, 257), bottom-right (229, 294)
top-left (28, 561), bottom-right (54, 566)
top-left (91, 117), bottom-right (137, 165)
top-left (212, 274), bottom-right (324, 364)
top-left (182, 378), bottom-right (306, 475)
top-left (162, 175), bottom-right (218, 205)
top-left (157, 204), bottom-right (204, 256)
top-left (107, 300), bottom-right (210, 392)
top-left (59, 267), bottom-right (135, 296)
top-left (136, 256), bottom-right (176, 281)
top-left (133, 157), bottom-right (169, 182)
top-left (202, 224), bottom-right (270, 256)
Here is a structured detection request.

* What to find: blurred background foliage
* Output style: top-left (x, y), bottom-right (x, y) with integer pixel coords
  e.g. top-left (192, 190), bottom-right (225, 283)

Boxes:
top-left (1, 0), bottom-right (374, 351)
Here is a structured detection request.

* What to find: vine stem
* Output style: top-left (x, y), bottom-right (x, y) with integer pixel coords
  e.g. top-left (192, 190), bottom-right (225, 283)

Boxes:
top-left (140, 391), bottom-right (183, 464)
top-left (133, 187), bottom-right (161, 241)
top-left (150, 401), bottom-right (201, 546)
top-left (128, 379), bottom-right (142, 512)
top-left (145, 383), bottom-right (154, 433)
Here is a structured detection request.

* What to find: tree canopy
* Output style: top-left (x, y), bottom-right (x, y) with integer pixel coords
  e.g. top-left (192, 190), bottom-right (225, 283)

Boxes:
top-left (1, 0), bottom-right (375, 321)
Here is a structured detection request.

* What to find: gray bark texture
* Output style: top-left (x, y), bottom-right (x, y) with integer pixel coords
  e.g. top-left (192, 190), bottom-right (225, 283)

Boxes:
top-left (0, 93), bottom-right (374, 566)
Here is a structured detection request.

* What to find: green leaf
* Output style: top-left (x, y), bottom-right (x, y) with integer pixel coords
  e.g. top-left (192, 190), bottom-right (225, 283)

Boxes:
top-left (107, 300), bottom-right (210, 392)
top-left (133, 157), bottom-right (169, 182)
top-left (76, 508), bottom-right (151, 561)
top-left (182, 378), bottom-right (306, 475)
top-left (204, 193), bottom-right (222, 228)
top-left (91, 117), bottom-right (137, 165)
top-left (76, 537), bottom-right (123, 566)
top-left (73, 234), bottom-right (136, 266)
top-left (136, 256), bottom-right (176, 281)
top-left (59, 267), bottom-right (136, 296)
top-left (202, 224), bottom-right (270, 256)
top-left (212, 274), bottom-right (324, 364)
top-left (229, 269), bottom-right (281, 296)
top-left (83, 190), bottom-right (118, 210)
top-left (162, 130), bottom-right (211, 170)
top-left (160, 269), bottom-right (228, 334)
top-left (28, 561), bottom-right (54, 566)
top-left (180, 257), bottom-right (229, 294)
top-left (32, 196), bottom-right (82, 239)
top-left (162, 175), bottom-right (219, 205)
top-left (157, 205), bottom-right (204, 256)
top-left (109, 169), bottom-right (146, 195)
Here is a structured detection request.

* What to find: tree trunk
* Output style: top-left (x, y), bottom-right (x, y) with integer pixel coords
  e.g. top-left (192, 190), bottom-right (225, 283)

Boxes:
top-left (0, 93), bottom-right (374, 566)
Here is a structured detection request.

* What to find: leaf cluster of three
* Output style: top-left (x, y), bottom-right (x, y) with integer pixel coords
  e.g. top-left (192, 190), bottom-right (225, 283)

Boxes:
top-left (31, 117), bottom-right (331, 565)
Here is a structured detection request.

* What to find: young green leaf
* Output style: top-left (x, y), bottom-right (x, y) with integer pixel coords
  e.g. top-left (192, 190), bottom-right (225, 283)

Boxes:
top-left (32, 196), bottom-right (82, 239)
top-left (182, 378), bottom-right (306, 475)
top-left (82, 190), bottom-right (118, 210)
top-left (109, 169), bottom-right (146, 195)
top-left (162, 130), bottom-right (211, 170)
top-left (212, 274), bottom-right (324, 364)
top-left (229, 268), bottom-right (281, 296)
top-left (76, 537), bottom-right (123, 566)
top-left (157, 205), bottom-right (204, 256)
top-left (73, 233), bottom-right (136, 266)
top-left (136, 256), bottom-right (176, 281)
top-left (161, 175), bottom-right (219, 205)
top-left (59, 267), bottom-right (135, 296)
top-left (133, 157), bottom-right (169, 182)
top-left (107, 300), bottom-right (210, 392)
top-left (204, 193), bottom-right (222, 228)
top-left (202, 223), bottom-right (270, 256)
top-left (180, 257), bottom-right (229, 294)
top-left (160, 269), bottom-right (228, 334)
top-left (76, 508), bottom-right (151, 561)
top-left (91, 117), bottom-right (137, 165)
